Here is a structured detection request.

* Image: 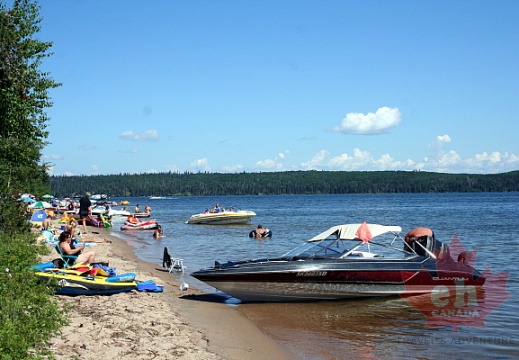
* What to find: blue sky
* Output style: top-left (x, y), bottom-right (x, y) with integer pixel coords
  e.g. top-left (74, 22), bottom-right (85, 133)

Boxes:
top-left (35, 0), bottom-right (519, 176)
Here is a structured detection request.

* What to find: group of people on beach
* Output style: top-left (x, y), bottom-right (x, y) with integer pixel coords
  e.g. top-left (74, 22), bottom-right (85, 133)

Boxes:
top-left (39, 192), bottom-right (117, 266)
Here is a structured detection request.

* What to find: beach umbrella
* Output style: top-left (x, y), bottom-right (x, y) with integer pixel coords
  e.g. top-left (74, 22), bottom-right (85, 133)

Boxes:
top-left (29, 201), bottom-right (53, 209)
top-left (42, 194), bottom-right (54, 199)
top-left (20, 193), bottom-right (34, 198)
top-left (19, 197), bottom-right (36, 203)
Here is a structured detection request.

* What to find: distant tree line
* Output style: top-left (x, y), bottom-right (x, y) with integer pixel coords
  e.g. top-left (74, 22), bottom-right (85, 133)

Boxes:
top-left (49, 170), bottom-right (519, 198)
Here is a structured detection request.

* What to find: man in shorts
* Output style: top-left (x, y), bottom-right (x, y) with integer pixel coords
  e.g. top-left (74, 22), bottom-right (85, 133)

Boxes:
top-left (79, 192), bottom-right (92, 234)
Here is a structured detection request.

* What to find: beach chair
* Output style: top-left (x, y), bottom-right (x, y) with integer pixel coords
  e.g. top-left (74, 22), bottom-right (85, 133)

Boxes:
top-left (162, 246), bottom-right (184, 273)
top-left (55, 244), bottom-right (77, 267)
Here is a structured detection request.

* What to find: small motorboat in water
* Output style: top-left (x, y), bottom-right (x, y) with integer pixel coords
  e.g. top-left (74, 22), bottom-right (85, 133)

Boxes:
top-left (191, 222), bottom-right (486, 302)
top-left (186, 206), bottom-right (256, 225)
top-left (91, 204), bottom-right (131, 217)
top-left (134, 212), bottom-right (151, 218)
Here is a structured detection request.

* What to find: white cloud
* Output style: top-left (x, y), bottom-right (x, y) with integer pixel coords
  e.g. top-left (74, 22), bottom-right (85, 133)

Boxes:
top-left (301, 148), bottom-right (416, 171)
top-left (429, 134), bottom-right (452, 153)
top-left (301, 150), bottom-right (328, 170)
top-left (190, 158), bottom-right (210, 171)
top-left (256, 151), bottom-right (289, 171)
top-left (327, 149), bottom-right (374, 170)
top-left (119, 129), bottom-right (159, 142)
top-left (333, 107), bottom-right (402, 135)
top-left (256, 159), bottom-right (283, 170)
top-left (222, 164), bottom-right (244, 172)
top-left (474, 151), bottom-right (501, 164)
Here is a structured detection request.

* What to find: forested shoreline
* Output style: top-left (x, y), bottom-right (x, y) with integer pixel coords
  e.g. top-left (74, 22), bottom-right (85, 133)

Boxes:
top-left (50, 170), bottom-right (519, 197)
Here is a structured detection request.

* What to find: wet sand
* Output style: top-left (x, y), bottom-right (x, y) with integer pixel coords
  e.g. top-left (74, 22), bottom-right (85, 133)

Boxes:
top-left (39, 225), bottom-right (294, 360)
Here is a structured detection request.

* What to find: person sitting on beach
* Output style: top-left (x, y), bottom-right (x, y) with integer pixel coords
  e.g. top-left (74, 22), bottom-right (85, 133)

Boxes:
top-left (41, 216), bottom-right (53, 231)
top-left (153, 225), bottom-right (164, 239)
top-left (134, 204), bottom-right (141, 213)
top-left (144, 204), bottom-right (151, 214)
top-left (59, 231), bottom-right (96, 264)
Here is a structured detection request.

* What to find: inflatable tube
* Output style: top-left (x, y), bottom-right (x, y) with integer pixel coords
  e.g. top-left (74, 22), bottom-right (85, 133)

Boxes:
top-left (249, 229), bottom-right (272, 238)
top-left (120, 220), bottom-right (158, 230)
top-left (99, 213), bottom-right (112, 228)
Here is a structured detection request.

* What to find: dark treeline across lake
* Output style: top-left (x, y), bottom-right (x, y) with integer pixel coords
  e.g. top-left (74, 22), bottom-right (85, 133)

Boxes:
top-left (50, 170), bottom-right (519, 198)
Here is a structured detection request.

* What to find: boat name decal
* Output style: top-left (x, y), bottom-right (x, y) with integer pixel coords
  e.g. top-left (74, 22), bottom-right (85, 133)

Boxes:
top-left (296, 271), bottom-right (328, 277)
top-left (432, 277), bottom-right (468, 281)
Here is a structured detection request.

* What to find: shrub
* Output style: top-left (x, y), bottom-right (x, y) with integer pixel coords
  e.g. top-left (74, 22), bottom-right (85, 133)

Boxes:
top-left (0, 231), bottom-right (69, 359)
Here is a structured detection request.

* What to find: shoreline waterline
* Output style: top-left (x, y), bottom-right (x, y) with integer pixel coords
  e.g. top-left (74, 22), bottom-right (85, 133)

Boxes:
top-left (40, 225), bottom-right (295, 360)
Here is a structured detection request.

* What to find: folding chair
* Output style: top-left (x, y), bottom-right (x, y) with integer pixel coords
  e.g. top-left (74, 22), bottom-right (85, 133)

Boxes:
top-left (162, 246), bottom-right (184, 273)
top-left (55, 244), bottom-right (78, 267)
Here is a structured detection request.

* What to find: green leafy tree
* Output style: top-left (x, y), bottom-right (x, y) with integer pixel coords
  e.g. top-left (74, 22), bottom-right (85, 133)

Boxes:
top-left (0, 2), bottom-right (67, 359)
top-left (0, 0), bottom-right (58, 198)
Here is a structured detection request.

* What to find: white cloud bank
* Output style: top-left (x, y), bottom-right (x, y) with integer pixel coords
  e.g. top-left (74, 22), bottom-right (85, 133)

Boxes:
top-left (296, 135), bottom-right (519, 174)
top-left (256, 150), bottom-right (290, 171)
top-left (333, 107), bottom-right (402, 135)
top-left (119, 130), bottom-right (159, 142)
top-left (190, 158), bottom-right (210, 172)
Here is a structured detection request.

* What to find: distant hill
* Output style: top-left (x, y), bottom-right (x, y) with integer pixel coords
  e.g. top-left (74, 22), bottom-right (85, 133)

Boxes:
top-left (49, 170), bottom-right (519, 198)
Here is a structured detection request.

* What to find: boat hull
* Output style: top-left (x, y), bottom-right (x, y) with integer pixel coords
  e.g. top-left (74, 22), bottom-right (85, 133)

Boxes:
top-left (191, 258), bottom-right (485, 302)
top-left (186, 211), bottom-right (256, 225)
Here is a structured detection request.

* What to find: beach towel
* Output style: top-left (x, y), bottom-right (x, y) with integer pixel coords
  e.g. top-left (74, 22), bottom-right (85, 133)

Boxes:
top-left (136, 280), bottom-right (164, 292)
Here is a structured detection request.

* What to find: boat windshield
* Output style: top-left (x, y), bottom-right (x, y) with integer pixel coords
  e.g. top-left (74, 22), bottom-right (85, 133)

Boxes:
top-left (282, 239), bottom-right (348, 259)
top-left (282, 235), bottom-right (417, 260)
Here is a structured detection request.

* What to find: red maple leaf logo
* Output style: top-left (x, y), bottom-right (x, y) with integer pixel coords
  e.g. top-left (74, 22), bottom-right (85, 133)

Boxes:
top-left (401, 234), bottom-right (510, 332)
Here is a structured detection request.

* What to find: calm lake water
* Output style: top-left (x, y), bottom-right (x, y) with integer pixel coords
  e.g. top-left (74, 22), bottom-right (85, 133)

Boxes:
top-left (107, 193), bottom-right (518, 359)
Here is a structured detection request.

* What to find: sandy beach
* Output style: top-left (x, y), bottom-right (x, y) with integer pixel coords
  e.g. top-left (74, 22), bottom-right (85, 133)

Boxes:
top-left (38, 223), bottom-right (293, 360)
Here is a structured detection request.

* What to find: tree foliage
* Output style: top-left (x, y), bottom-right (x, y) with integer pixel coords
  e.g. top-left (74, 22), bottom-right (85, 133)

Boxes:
top-left (0, 0), bottom-right (57, 196)
top-left (50, 170), bottom-right (519, 197)
top-left (0, 1), bottom-right (66, 359)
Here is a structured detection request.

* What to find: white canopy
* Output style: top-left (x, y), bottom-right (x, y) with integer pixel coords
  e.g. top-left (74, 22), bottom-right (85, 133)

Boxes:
top-left (309, 223), bottom-right (402, 242)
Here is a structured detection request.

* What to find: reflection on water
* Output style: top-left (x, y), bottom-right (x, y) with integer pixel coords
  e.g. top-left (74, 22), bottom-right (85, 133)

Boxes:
top-left (242, 297), bottom-right (426, 359)
top-left (108, 193), bottom-right (518, 360)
